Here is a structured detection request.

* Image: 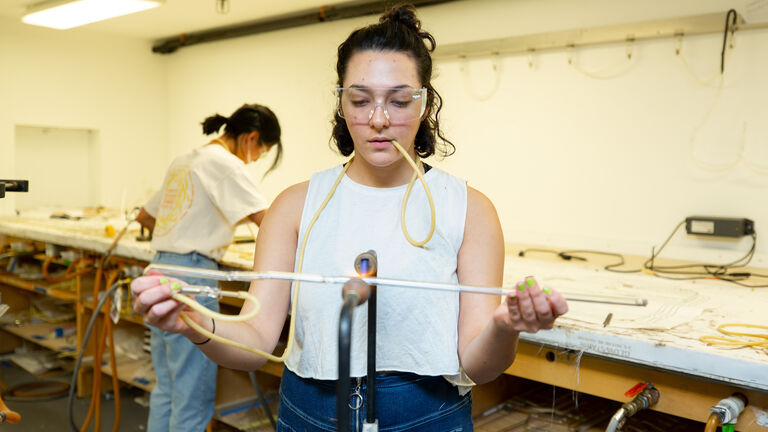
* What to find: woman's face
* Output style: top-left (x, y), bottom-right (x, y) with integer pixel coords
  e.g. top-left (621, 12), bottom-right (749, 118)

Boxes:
top-left (341, 50), bottom-right (423, 168)
top-left (237, 132), bottom-right (265, 164)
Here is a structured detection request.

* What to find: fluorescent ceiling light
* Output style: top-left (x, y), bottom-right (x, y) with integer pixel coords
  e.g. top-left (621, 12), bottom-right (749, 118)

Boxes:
top-left (22, 0), bottom-right (162, 30)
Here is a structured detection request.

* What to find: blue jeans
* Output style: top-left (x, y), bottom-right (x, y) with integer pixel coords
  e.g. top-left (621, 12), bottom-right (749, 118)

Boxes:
top-left (147, 251), bottom-right (220, 432)
top-left (277, 368), bottom-right (473, 431)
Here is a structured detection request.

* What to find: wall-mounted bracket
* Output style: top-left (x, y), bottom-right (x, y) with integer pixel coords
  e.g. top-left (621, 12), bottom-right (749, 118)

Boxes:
top-left (433, 11), bottom-right (768, 60)
top-left (0, 180), bottom-right (29, 199)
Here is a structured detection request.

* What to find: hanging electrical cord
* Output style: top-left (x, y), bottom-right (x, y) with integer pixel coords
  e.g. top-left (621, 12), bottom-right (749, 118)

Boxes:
top-left (68, 212), bottom-right (138, 432)
top-left (741, 124), bottom-right (768, 176)
top-left (674, 35), bottom-right (720, 87)
top-left (688, 75), bottom-right (735, 172)
top-left (689, 9), bottom-right (742, 172)
top-left (721, 9), bottom-right (738, 75)
top-left (215, 0), bottom-right (229, 14)
top-left (79, 268), bottom-right (123, 432)
top-left (566, 42), bottom-right (636, 80)
top-left (68, 279), bottom-right (127, 432)
top-left (105, 311), bottom-right (121, 430)
top-left (743, 154), bottom-right (768, 176)
top-left (460, 54), bottom-right (503, 101)
top-left (76, 216), bottom-right (137, 432)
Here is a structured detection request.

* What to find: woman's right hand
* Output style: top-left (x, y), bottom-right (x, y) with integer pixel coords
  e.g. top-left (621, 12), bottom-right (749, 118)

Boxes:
top-left (131, 274), bottom-right (195, 334)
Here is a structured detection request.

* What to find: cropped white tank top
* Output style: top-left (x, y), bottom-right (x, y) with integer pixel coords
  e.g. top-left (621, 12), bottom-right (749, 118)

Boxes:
top-left (284, 164), bottom-right (468, 380)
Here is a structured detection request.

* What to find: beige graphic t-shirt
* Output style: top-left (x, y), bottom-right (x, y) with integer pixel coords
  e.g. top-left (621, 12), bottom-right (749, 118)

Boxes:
top-left (145, 145), bottom-right (268, 260)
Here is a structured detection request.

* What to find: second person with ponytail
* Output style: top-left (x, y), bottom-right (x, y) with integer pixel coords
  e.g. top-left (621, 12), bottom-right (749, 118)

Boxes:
top-left (136, 103), bottom-right (282, 432)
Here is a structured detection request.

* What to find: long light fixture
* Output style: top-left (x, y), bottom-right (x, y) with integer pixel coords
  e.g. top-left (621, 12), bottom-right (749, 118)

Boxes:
top-left (22, 0), bottom-right (162, 30)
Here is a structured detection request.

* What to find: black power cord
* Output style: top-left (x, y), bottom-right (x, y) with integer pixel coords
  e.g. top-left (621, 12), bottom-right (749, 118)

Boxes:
top-left (518, 248), bottom-right (639, 273)
top-left (641, 221), bottom-right (765, 287)
top-left (67, 279), bottom-right (125, 432)
top-left (517, 220), bottom-right (766, 288)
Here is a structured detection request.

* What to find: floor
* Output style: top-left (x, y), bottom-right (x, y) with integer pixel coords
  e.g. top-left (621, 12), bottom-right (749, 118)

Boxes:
top-left (0, 357), bottom-right (269, 432)
top-left (0, 358), bottom-right (149, 431)
top-left (1, 357), bottom-right (710, 432)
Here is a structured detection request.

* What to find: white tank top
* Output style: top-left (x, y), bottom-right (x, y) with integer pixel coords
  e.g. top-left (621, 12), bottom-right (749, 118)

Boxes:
top-left (285, 164), bottom-right (467, 380)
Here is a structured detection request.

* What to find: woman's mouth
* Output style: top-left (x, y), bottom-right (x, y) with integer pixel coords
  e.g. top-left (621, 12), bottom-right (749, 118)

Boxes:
top-left (369, 138), bottom-right (392, 149)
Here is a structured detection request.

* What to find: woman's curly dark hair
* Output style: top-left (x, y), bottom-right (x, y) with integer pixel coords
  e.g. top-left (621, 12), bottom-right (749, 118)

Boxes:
top-left (331, 4), bottom-right (454, 158)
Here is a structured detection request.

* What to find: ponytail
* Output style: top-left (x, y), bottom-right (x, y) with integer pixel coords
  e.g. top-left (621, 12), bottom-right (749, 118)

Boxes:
top-left (201, 114), bottom-right (228, 135)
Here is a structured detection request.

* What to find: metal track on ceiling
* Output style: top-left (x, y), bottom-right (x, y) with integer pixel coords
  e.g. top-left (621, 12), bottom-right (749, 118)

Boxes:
top-left (152, 0), bottom-right (457, 54)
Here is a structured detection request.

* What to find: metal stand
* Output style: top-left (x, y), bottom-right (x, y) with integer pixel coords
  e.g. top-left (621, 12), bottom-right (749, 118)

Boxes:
top-left (355, 252), bottom-right (379, 431)
top-left (337, 285), bottom-right (358, 432)
top-left (337, 251), bottom-right (378, 432)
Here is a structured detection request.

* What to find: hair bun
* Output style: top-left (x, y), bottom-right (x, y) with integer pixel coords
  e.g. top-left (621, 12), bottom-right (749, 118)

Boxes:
top-left (380, 4), bottom-right (421, 32)
top-left (380, 4), bottom-right (435, 51)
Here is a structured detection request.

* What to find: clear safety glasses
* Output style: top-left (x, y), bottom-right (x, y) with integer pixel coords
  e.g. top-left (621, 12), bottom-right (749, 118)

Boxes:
top-left (336, 87), bottom-right (428, 125)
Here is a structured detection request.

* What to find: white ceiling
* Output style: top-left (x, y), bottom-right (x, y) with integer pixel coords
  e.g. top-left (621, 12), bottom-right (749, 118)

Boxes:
top-left (1, 0), bottom-right (371, 39)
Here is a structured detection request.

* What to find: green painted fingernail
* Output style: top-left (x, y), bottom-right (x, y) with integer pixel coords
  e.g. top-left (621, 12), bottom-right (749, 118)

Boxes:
top-left (171, 282), bottom-right (181, 291)
top-left (160, 278), bottom-right (168, 284)
top-left (543, 286), bottom-right (552, 295)
top-left (517, 282), bottom-right (525, 292)
top-left (526, 277), bottom-right (535, 287)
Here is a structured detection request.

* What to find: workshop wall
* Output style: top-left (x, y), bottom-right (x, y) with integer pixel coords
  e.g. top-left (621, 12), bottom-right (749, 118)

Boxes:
top-left (163, 0), bottom-right (768, 266)
top-left (0, 16), bottom-right (168, 215)
top-left (3, 0), bottom-right (765, 267)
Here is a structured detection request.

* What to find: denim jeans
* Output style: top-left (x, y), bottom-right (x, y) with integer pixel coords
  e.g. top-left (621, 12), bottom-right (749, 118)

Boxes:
top-left (147, 251), bottom-right (220, 432)
top-left (277, 368), bottom-right (473, 431)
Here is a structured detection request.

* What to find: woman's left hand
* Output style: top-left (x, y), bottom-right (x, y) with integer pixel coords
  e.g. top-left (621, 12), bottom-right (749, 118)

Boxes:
top-left (494, 276), bottom-right (568, 334)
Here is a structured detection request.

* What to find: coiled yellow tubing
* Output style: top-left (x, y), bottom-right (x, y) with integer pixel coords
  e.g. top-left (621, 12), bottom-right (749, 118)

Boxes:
top-left (170, 140), bottom-right (435, 361)
top-left (699, 323), bottom-right (768, 349)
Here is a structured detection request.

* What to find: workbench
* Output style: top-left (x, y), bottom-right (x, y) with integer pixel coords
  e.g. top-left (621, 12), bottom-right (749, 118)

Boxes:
top-left (0, 211), bottom-right (272, 429)
top-left (503, 251), bottom-right (768, 431)
top-left (1, 212), bottom-right (767, 431)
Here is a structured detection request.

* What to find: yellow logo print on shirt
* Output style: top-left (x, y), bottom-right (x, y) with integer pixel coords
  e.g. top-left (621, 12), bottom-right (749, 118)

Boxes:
top-left (154, 166), bottom-right (194, 237)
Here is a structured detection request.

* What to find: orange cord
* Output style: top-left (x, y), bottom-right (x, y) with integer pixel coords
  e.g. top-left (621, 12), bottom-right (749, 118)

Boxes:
top-left (79, 316), bottom-right (108, 432)
top-left (108, 316), bottom-right (120, 432)
top-left (0, 393), bottom-right (21, 424)
top-left (94, 314), bottom-right (107, 430)
top-left (79, 262), bottom-right (105, 432)
top-left (81, 268), bottom-right (122, 432)
top-left (42, 256), bottom-right (93, 283)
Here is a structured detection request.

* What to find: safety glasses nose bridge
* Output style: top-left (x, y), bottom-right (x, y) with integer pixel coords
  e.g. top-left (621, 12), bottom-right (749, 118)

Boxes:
top-left (366, 101), bottom-right (391, 121)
